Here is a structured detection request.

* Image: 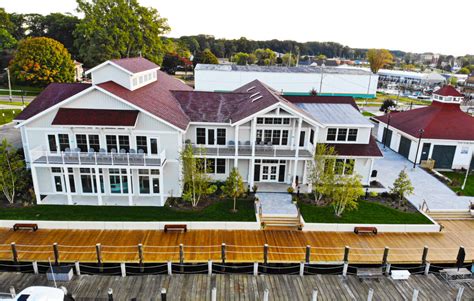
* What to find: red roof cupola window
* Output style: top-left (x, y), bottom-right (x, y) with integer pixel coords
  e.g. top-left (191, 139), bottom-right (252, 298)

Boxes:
top-left (431, 85), bottom-right (464, 104)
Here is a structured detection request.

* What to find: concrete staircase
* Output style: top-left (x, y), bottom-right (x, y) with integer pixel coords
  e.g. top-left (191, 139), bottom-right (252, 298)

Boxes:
top-left (427, 210), bottom-right (472, 220)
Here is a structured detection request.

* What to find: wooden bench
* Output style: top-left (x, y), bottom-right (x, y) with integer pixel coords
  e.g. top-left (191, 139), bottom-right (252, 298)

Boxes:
top-left (13, 223), bottom-right (38, 232)
top-left (164, 224), bottom-right (187, 233)
top-left (354, 226), bottom-right (377, 235)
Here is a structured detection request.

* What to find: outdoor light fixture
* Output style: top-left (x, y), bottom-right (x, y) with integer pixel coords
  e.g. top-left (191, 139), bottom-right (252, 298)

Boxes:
top-left (413, 128), bottom-right (425, 169)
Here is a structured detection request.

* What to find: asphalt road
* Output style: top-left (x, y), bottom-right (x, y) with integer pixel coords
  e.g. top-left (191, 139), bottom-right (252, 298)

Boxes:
top-left (0, 122), bottom-right (22, 149)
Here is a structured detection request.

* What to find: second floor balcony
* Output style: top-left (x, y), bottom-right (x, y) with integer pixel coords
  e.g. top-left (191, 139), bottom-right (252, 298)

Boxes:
top-left (30, 146), bottom-right (166, 167)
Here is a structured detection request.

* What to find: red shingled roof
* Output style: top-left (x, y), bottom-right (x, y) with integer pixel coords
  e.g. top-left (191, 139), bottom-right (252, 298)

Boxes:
top-left (110, 57), bottom-right (159, 73)
top-left (328, 136), bottom-right (383, 157)
top-left (98, 70), bottom-right (192, 130)
top-left (375, 102), bottom-right (474, 140)
top-left (15, 83), bottom-right (91, 121)
top-left (52, 108), bottom-right (138, 126)
top-left (433, 85), bottom-right (463, 97)
top-left (283, 95), bottom-right (359, 110)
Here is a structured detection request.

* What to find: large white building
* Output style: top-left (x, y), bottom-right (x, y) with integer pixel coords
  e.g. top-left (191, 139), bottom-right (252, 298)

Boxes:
top-left (15, 57), bottom-right (382, 207)
top-left (195, 64), bottom-right (379, 98)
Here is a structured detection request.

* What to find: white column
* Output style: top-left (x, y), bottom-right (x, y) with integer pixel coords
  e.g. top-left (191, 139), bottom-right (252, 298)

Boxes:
top-left (127, 168), bottom-right (133, 206)
top-left (177, 132), bottom-right (183, 196)
top-left (293, 118), bottom-right (302, 186)
top-left (234, 124), bottom-right (239, 168)
top-left (249, 118), bottom-right (257, 187)
top-left (159, 167), bottom-right (165, 206)
top-left (30, 165), bottom-right (41, 204)
top-left (95, 167), bottom-right (102, 205)
top-left (63, 167), bottom-right (72, 205)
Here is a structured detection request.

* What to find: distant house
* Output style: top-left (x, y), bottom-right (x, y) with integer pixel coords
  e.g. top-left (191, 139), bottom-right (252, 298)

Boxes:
top-left (463, 75), bottom-right (474, 99)
top-left (375, 85), bottom-right (474, 169)
top-left (74, 60), bottom-right (84, 82)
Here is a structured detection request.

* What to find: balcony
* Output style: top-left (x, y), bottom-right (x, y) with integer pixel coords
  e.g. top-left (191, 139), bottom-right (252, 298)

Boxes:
top-left (30, 147), bottom-right (166, 167)
top-left (191, 143), bottom-right (313, 158)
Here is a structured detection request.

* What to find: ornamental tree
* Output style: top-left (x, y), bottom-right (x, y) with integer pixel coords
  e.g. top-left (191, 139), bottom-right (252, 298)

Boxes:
top-left (0, 139), bottom-right (25, 204)
top-left (330, 174), bottom-right (364, 217)
top-left (307, 144), bottom-right (338, 204)
top-left (9, 37), bottom-right (75, 86)
top-left (390, 168), bottom-right (414, 207)
top-left (367, 49), bottom-right (393, 73)
top-left (221, 167), bottom-right (246, 212)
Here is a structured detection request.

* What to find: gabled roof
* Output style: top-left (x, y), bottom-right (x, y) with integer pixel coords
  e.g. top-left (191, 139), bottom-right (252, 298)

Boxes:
top-left (15, 83), bottom-right (92, 121)
top-left (433, 85), bottom-right (463, 97)
top-left (110, 57), bottom-right (159, 74)
top-left (52, 108), bottom-right (138, 127)
top-left (375, 101), bottom-right (474, 140)
top-left (98, 70), bottom-right (192, 130)
top-left (296, 103), bottom-right (372, 127)
top-left (328, 136), bottom-right (383, 157)
top-left (283, 95), bottom-right (358, 110)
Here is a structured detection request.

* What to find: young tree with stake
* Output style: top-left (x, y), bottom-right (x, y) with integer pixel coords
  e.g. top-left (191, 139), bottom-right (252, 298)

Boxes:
top-left (221, 167), bottom-right (246, 212)
top-left (390, 168), bottom-right (414, 207)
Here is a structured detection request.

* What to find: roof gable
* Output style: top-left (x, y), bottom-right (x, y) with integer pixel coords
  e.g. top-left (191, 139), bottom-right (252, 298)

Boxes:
top-left (433, 85), bottom-right (463, 97)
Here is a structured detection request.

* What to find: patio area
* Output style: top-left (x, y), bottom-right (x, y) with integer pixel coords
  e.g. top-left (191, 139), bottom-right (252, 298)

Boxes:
top-left (40, 195), bottom-right (161, 206)
top-left (255, 192), bottom-right (298, 217)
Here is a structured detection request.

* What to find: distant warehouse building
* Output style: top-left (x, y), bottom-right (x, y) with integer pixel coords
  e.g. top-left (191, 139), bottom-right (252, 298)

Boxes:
top-left (194, 64), bottom-right (378, 98)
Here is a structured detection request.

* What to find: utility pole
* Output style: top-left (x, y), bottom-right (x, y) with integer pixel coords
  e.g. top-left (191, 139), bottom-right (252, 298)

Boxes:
top-left (4, 68), bottom-right (12, 102)
top-left (319, 66), bottom-right (324, 94)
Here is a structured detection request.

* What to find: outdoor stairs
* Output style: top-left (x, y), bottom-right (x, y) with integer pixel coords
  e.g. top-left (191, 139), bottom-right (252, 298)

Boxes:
top-left (427, 210), bottom-right (473, 220)
top-left (260, 215), bottom-right (303, 231)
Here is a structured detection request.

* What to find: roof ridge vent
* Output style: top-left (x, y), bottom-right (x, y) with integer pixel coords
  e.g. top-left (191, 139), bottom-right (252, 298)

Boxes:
top-left (251, 95), bottom-right (263, 102)
top-left (247, 86), bottom-right (256, 92)
top-left (249, 92), bottom-right (260, 99)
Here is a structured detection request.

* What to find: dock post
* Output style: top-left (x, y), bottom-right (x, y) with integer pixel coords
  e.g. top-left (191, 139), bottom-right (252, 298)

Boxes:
top-left (120, 262), bottom-right (126, 277)
top-left (208, 260), bottom-right (212, 276)
top-left (382, 247), bottom-right (389, 266)
top-left (211, 287), bottom-right (217, 301)
top-left (305, 245), bottom-right (311, 263)
top-left (263, 244), bottom-right (269, 265)
top-left (299, 262), bottom-right (305, 276)
top-left (53, 243), bottom-right (59, 265)
top-left (311, 289), bottom-right (318, 301)
top-left (456, 287), bottom-right (464, 301)
top-left (253, 262), bottom-right (258, 276)
top-left (343, 246), bottom-right (350, 262)
top-left (456, 246), bottom-right (465, 266)
top-left (138, 243), bottom-right (144, 272)
top-left (385, 263), bottom-right (391, 276)
top-left (343, 262), bottom-right (349, 277)
top-left (412, 288), bottom-right (419, 301)
top-left (367, 288), bottom-right (374, 301)
top-left (421, 246), bottom-right (429, 265)
top-left (11, 242), bottom-right (18, 264)
top-left (75, 261), bottom-right (81, 276)
top-left (221, 243), bottom-right (226, 272)
top-left (107, 288), bottom-right (113, 301)
top-left (96, 243), bottom-right (103, 272)
top-left (179, 244), bottom-right (184, 273)
top-left (263, 288), bottom-right (269, 301)
top-left (32, 261), bottom-right (39, 274)
top-left (424, 262), bottom-right (430, 276)
top-left (161, 288), bottom-right (167, 301)
top-left (167, 261), bottom-right (172, 275)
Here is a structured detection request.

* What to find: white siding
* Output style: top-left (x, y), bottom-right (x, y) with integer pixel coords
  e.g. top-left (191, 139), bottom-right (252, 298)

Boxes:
top-left (92, 64), bottom-right (132, 90)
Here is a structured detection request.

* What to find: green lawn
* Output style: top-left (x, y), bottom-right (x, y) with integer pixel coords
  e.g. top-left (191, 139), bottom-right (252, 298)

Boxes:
top-left (375, 92), bottom-right (431, 106)
top-left (0, 85), bottom-right (42, 96)
top-left (0, 109), bottom-right (21, 125)
top-left (442, 171), bottom-right (474, 196)
top-left (300, 200), bottom-right (432, 224)
top-left (362, 111), bottom-right (375, 117)
top-left (0, 198), bottom-right (256, 222)
top-left (0, 100), bottom-right (27, 106)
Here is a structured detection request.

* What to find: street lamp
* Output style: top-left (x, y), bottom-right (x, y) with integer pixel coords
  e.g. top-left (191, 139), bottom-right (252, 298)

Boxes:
top-left (4, 67), bottom-right (12, 102)
top-left (413, 128), bottom-right (425, 169)
top-left (383, 111), bottom-right (391, 149)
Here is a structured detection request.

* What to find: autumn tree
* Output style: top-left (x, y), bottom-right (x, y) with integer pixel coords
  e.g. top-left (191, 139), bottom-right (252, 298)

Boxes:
top-left (0, 139), bottom-right (26, 204)
top-left (367, 49), bottom-right (393, 73)
top-left (221, 167), bottom-right (246, 212)
top-left (74, 0), bottom-right (171, 67)
top-left (307, 144), bottom-right (338, 204)
top-left (9, 37), bottom-right (75, 86)
top-left (390, 168), bottom-right (414, 207)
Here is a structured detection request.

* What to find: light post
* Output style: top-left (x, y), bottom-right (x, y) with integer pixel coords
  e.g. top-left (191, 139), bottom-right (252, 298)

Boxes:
top-left (413, 128), bottom-right (425, 169)
top-left (383, 111), bottom-right (391, 149)
top-left (4, 67), bottom-right (12, 102)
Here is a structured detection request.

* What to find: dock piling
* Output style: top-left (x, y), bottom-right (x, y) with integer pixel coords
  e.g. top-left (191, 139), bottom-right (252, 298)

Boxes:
top-left (53, 243), bottom-right (59, 265)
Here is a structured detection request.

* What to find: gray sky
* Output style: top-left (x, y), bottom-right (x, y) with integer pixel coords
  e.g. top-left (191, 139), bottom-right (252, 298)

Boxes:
top-left (2, 0), bottom-right (472, 56)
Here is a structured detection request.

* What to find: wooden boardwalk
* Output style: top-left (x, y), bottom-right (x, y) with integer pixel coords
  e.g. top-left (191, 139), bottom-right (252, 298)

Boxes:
top-left (0, 221), bottom-right (473, 264)
top-left (0, 272), bottom-right (473, 300)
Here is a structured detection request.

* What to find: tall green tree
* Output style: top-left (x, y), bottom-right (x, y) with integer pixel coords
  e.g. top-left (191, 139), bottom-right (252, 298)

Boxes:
top-left (74, 0), bottom-right (171, 67)
top-left (367, 49), bottom-right (393, 73)
top-left (9, 37), bottom-right (75, 86)
top-left (307, 144), bottom-right (338, 204)
top-left (42, 13), bottom-right (80, 57)
top-left (193, 49), bottom-right (218, 66)
top-left (0, 139), bottom-right (25, 204)
top-left (221, 167), bottom-right (246, 212)
top-left (0, 29), bottom-right (16, 51)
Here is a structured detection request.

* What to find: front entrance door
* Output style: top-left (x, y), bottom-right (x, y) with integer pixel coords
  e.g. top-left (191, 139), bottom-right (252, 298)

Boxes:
top-left (420, 143), bottom-right (431, 161)
top-left (261, 163), bottom-right (278, 182)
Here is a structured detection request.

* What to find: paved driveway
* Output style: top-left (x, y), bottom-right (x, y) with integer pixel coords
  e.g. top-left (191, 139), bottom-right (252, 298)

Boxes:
top-left (0, 122), bottom-right (22, 149)
top-left (373, 144), bottom-right (472, 210)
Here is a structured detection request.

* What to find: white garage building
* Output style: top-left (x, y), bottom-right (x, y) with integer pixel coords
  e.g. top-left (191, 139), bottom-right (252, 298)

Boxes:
top-left (194, 64), bottom-right (378, 98)
top-left (375, 85), bottom-right (474, 170)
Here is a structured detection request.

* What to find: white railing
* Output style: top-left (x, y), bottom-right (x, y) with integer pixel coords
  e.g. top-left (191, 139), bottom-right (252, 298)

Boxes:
top-left (30, 147), bottom-right (165, 167)
top-left (189, 143), bottom-right (313, 158)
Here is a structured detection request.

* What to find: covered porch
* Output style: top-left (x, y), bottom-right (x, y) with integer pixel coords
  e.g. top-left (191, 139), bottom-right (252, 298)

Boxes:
top-left (40, 195), bottom-right (162, 207)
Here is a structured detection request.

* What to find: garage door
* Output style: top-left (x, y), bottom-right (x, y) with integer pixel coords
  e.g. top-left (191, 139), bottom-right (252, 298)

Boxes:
top-left (431, 145), bottom-right (456, 169)
top-left (398, 136), bottom-right (412, 159)
top-left (382, 128), bottom-right (393, 148)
